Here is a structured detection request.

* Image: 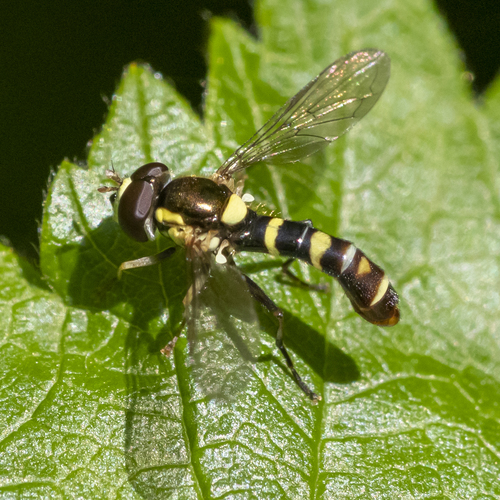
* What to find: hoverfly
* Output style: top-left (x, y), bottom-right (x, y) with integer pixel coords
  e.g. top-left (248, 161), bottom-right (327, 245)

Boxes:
top-left (99, 49), bottom-right (399, 402)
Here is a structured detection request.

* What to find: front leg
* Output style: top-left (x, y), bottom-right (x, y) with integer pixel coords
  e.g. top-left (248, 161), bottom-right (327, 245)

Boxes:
top-left (117, 246), bottom-right (176, 279)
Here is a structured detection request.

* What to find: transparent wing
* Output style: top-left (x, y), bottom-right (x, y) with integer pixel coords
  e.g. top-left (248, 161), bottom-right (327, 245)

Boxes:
top-left (215, 49), bottom-right (390, 180)
top-left (188, 257), bottom-right (264, 401)
top-left (181, 235), bottom-right (263, 400)
top-left (184, 239), bottom-right (212, 352)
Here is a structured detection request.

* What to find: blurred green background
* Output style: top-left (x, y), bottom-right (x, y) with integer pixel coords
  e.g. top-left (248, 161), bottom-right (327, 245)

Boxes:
top-left (1, 0), bottom-right (498, 262)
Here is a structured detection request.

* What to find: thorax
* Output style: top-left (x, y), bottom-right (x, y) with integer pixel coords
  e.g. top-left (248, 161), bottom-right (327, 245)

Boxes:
top-left (155, 176), bottom-right (250, 249)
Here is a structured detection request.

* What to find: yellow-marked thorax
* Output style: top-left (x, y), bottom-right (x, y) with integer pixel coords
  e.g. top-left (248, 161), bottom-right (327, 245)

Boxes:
top-left (157, 176), bottom-right (233, 229)
top-left (156, 175), bottom-right (250, 233)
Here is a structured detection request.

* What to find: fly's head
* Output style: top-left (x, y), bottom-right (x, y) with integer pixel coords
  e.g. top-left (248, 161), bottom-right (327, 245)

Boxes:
top-left (98, 162), bottom-right (171, 242)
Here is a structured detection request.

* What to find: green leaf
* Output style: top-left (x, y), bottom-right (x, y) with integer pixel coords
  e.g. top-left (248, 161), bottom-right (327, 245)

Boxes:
top-left (2, 0), bottom-right (500, 497)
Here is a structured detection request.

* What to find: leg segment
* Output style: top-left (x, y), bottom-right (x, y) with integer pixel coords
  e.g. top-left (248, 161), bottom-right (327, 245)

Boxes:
top-left (242, 274), bottom-right (321, 402)
top-left (118, 246), bottom-right (176, 279)
top-left (160, 336), bottom-right (179, 357)
top-left (281, 258), bottom-right (330, 292)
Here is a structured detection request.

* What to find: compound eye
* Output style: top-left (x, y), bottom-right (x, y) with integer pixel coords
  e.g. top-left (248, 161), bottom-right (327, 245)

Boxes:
top-left (131, 162), bottom-right (170, 186)
top-left (118, 179), bottom-right (154, 242)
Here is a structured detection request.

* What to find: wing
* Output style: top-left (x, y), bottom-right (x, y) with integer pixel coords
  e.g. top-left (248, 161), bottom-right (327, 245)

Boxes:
top-left (215, 49), bottom-right (390, 181)
top-left (184, 237), bottom-right (212, 353)
top-left (182, 236), bottom-right (263, 400)
top-left (188, 257), bottom-right (264, 401)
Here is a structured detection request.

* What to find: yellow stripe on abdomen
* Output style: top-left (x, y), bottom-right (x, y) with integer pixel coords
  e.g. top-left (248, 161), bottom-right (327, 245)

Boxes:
top-left (370, 274), bottom-right (389, 306)
top-left (309, 231), bottom-right (332, 270)
top-left (264, 218), bottom-right (284, 256)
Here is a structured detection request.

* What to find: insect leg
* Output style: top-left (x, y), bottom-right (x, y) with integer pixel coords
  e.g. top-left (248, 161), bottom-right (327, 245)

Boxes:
top-left (160, 335), bottom-right (179, 357)
top-left (117, 247), bottom-right (176, 279)
top-left (242, 273), bottom-right (321, 402)
top-left (281, 258), bottom-right (330, 292)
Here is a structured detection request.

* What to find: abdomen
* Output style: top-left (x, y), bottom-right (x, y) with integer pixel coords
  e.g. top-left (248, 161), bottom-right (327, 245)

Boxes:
top-left (231, 215), bottom-right (399, 326)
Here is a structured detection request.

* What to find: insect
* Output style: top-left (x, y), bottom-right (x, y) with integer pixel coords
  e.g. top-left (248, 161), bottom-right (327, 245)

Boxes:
top-left (99, 49), bottom-right (399, 402)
